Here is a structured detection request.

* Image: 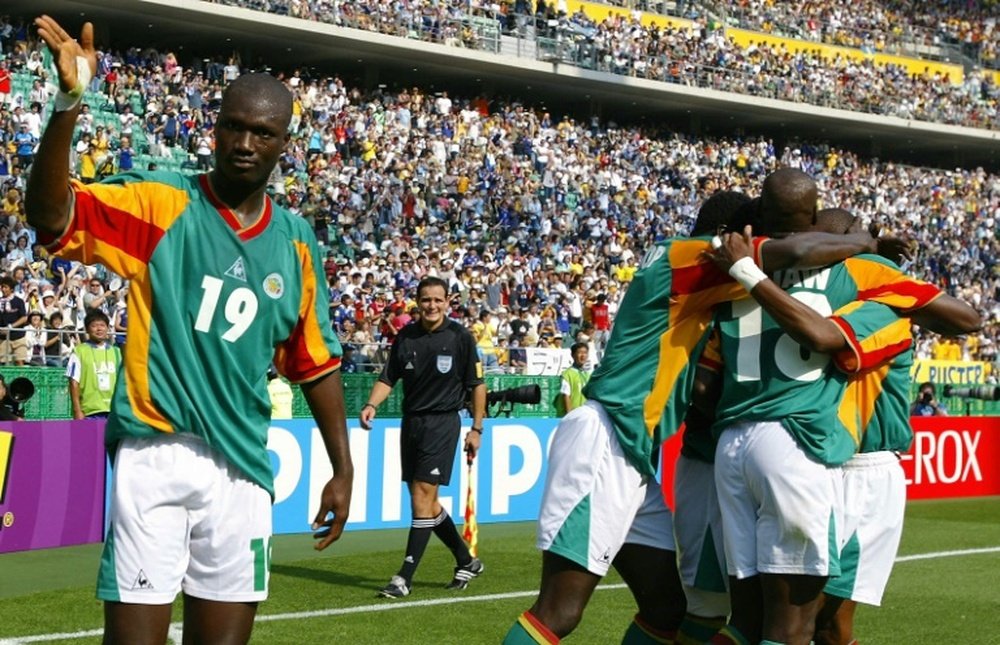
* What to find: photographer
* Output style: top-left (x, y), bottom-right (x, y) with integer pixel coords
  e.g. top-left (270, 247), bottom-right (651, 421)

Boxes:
top-left (910, 381), bottom-right (948, 416)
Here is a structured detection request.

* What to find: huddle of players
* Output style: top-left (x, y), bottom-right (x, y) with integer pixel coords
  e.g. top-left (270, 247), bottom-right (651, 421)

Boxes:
top-left (504, 168), bottom-right (981, 645)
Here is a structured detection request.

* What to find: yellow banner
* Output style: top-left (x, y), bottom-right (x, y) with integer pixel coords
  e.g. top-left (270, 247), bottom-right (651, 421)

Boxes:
top-left (725, 27), bottom-right (964, 82)
top-left (565, 0), bottom-right (692, 29)
top-left (911, 360), bottom-right (988, 385)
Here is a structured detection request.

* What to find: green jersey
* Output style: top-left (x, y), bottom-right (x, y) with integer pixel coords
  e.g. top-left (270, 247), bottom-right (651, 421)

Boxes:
top-left (713, 255), bottom-right (939, 466)
top-left (50, 172), bottom-right (342, 496)
top-left (585, 236), bottom-right (766, 475)
top-left (831, 301), bottom-right (916, 453)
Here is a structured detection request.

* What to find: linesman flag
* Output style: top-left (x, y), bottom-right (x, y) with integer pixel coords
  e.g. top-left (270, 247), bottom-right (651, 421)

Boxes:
top-left (463, 449), bottom-right (479, 557)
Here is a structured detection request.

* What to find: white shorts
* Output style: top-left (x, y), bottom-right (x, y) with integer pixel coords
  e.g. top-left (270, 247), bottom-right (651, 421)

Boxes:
top-left (537, 401), bottom-right (648, 576)
top-left (715, 421), bottom-right (838, 580)
top-left (674, 454), bottom-right (730, 617)
top-left (97, 433), bottom-right (272, 604)
top-left (624, 480), bottom-right (676, 552)
top-left (825, 451), bottom-right (905, 606)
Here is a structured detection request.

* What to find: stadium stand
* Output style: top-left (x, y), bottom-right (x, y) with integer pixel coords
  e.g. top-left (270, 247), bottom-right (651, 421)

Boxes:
top-left (0, 7), bottom-right (997, 417)
top-left (199, 0), bottom-right (1000, 130)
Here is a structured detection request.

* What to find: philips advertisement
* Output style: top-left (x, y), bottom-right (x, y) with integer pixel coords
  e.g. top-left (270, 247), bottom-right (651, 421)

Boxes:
top-left (269, 419), bottom-right (558, 535)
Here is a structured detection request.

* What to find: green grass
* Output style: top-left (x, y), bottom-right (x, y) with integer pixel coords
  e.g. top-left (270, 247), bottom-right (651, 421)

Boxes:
top-left (1, 498), bottom-right (998, 643)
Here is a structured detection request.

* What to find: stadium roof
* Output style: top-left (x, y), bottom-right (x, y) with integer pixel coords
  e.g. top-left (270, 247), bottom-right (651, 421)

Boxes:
top-left (17, 0), bottom-right (1000, 169)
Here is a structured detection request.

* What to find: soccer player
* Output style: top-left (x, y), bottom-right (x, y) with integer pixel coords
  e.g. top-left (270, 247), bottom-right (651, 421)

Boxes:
top-left (27, 16), bottom-right (353, 644)
top-left (808, 210), bottom-right (978, 645)
top-left (706, 172), bottom-right (979, 645)
top-left (503, 190), bottom-right (906, 645)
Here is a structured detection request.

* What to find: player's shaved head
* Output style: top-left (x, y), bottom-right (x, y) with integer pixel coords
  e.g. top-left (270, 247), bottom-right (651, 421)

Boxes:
top-left (221, 73), bottom-right (292, 130)
top-left (815, 208), bottom-right (860, 235)
top-left (691, 190), bottom-right (752, 236)
top-left (760, 168), bottom-right (818, 235)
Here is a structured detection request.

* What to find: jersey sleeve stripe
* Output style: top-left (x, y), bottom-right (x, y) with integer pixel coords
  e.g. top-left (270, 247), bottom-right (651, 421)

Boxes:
top-left (752, 236), bottom-right (768, 266)
top-left (275, 240), bottom-right (342, 383)
top-left (830, 316), bottom-right (864, 373)
top-left (668, 240), bottom-right (729, 294)
top-left (48, 180), bottom-right (187, 276)
top-left (845, 258), bottom-right (943, 311)
top-left (831, 315), bottom-right (912, 374)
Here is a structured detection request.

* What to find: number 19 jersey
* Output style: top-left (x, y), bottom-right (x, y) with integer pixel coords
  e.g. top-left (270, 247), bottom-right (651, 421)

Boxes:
top-left (49, 172), bottom-right (342, 496)
top-left (712, 255), bottom-right (939, 466)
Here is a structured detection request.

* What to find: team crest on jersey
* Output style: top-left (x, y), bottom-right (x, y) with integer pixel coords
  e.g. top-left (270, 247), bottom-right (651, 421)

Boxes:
top-left (263, 273), bottom-right (284, 299)
top-left (436, 355), bottom-right (453, 373)
top-left (225, 257), bottom-right (247, 282)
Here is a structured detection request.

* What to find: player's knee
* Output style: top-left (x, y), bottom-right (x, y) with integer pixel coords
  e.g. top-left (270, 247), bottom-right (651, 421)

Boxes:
top-left (531, 600), bottom-right (586, 638)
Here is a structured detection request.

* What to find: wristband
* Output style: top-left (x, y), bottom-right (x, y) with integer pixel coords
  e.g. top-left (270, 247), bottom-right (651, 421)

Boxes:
top-left (54, 56), bottom-right (92, 112)
top-left (362, 403), bottom-right (376, 412)
top-left (728, 256), bottom-right (768, 292)
top-left (469, 427), bottom-right (483, 435)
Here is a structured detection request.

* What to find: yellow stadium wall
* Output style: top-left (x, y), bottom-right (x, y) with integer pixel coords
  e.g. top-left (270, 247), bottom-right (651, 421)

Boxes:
top-left (725, 27), bottom-right (965, 83)
top-left (551, 6), bottom-right (964, 84)
top-left (563, 0), bottom-right (693, 29)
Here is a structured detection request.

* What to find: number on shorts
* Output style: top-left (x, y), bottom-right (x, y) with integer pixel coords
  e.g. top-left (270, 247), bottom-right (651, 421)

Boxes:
top-left (733, 292), bottom-right (832, 383)
top-left (195, 276), bottom-right (259, 342)
top-left (250, 536), bottom-right (272, 592)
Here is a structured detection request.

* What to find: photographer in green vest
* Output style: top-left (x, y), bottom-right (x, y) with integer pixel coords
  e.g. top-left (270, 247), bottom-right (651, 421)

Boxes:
top-left (556, 342), bottom-right (592, 417)
top-left (66, 310), bottom-right (121, 419)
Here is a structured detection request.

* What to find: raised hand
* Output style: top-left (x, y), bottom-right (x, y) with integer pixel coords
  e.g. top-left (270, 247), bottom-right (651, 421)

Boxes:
top-left (708, 225), bottom-right (755, 273)
top-left (34, 15), bottom-right (97, 95)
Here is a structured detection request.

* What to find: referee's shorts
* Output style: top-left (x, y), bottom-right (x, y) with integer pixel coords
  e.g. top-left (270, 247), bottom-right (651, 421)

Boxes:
top-left (400, 411), bottom-right (462, 485)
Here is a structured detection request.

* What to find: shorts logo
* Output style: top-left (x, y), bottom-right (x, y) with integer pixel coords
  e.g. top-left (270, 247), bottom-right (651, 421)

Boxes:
top-left (131, 569), bottom-right (154, 591)
top-left (263, 273), bottom-right (284, 300)
top-left (436, 355), bottom-right (452, 373)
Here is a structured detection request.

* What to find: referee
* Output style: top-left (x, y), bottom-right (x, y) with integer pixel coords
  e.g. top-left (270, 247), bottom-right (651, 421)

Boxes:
top-left (361, 276), bottom-right (487, 598)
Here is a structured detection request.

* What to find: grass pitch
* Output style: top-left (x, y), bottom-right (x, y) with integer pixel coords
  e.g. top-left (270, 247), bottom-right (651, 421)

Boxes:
top-left (1, 497), bottom-right (998, 644)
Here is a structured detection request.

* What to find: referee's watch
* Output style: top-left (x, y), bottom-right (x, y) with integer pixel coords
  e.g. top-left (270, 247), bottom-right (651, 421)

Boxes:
top-left (470, 426), bottom-right (484, 435)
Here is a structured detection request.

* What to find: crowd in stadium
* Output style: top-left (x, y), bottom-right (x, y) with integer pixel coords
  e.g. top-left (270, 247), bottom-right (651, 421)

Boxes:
top-left (0, 11), bottom-right (997, 377)
top-left (200, 0), bottom-right (1000, 130)
top-left (721, 0), bottom-right (998, 67)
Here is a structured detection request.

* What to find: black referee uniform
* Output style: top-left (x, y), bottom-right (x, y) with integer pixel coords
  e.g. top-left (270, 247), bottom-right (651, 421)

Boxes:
top-left (379, 317), bottom-right (484, 485)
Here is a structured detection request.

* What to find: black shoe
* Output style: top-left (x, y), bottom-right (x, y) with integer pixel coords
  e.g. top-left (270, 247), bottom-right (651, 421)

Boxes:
top-left (445, 557), bottom-right (484, 590)
top-left (377, 575), bottom-right (411, 598)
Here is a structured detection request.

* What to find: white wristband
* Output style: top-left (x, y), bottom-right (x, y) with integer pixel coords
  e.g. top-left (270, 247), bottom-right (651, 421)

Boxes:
top-left (728, 256), bottom-right (767, 292)
top-left (53, 56), bottom-right (92, 112)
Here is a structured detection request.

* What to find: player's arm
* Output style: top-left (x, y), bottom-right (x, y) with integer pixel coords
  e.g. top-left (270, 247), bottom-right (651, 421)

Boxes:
top-left (25, 17), bottom-right (97, 236)
top-left (757, 231), bottom-right (912, 272)
top-left (907, 295), bottom-right (981, 336)
top-left (359, 380), bottom-right (393, 430)
top-left (714, 227), bottom-right (849, 353)
top-left (302, 370), bottom-right (354, 551)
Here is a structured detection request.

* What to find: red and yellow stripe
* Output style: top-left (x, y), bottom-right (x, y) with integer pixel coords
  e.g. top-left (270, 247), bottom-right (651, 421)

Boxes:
top-left (49, 180), bottom-right (189, 278)
top-left (845, 257), bottom-right (942, 312)
top-left (274, 240), bottom-right (341, 383)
